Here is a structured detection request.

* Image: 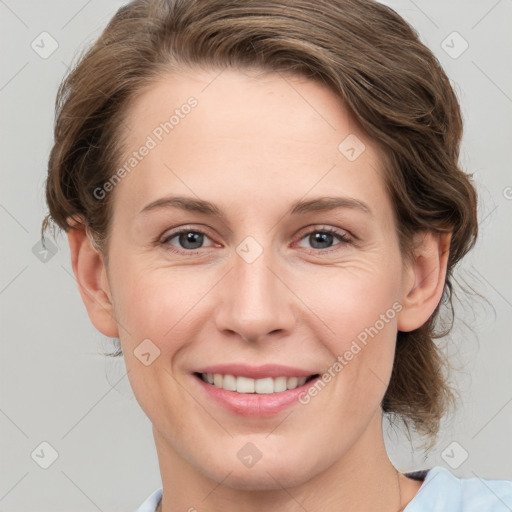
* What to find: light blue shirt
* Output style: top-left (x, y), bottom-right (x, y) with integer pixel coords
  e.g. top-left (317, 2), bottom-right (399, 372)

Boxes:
top-left (135, 466), bottom-right (512, 511)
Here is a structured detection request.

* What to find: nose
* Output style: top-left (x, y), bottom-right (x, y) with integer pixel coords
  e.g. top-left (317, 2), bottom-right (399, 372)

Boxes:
top-left (214, 244), bottom-right (296, 344)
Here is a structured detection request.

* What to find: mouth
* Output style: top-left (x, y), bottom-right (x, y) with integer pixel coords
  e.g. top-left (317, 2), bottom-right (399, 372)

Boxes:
top-left (191, 363), bottom-right (323, 416)
top-left (193, 372), bottom-right (320, 394)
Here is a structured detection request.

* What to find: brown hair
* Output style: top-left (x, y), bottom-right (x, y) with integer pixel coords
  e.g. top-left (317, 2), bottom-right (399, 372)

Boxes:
top-left (41, 0), bottom-right (478, 443)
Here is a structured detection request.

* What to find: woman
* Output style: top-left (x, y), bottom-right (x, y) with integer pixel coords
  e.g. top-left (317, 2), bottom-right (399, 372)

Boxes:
top-left (41, 0), bottom-right (511, 510)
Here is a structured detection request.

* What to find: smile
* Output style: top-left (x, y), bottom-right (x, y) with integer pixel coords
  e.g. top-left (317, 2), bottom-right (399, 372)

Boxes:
top-left (197, 372), bottom-right (319, 394)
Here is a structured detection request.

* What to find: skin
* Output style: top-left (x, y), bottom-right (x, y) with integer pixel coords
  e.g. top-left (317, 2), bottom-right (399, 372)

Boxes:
top-left (68, 67), bottom-right (451, 511)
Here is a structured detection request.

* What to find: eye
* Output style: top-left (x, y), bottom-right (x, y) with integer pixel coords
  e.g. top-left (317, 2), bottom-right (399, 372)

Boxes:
top-left (296, 226), bottom-right (352, 253)
top-left (160, 225), bottom-right (352, 256)
top-left (160, 227), bottom-right (216, 254)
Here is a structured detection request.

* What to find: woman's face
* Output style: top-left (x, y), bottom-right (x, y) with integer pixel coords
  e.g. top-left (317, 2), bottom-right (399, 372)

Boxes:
top-left (101, 68), bottom-right (413, 488)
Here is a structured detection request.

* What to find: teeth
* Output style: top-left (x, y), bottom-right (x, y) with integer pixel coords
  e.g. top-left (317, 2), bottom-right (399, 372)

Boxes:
top-left (287, 377), bottom-right (298, 389)
top-left (213, 373), bottom-right (223, 388)
top-left (222, 374), bottom-right (236, 391)
top-left (254, 377), bottom-right (273, 394)
top-left (201, 373), bottom-right (310, 393)
top-left (274, 376), bottom-right (287, 392)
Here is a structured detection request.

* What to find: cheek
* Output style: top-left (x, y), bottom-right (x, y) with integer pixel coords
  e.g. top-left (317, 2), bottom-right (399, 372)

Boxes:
top-left (110, 257), bottom-right (209, 347)
top-left (300, 262), bottom-right (401, 403)
top-left (302, 259), bottom-right (401, 347)
top-left (109, 263), bottom-right (206, 421)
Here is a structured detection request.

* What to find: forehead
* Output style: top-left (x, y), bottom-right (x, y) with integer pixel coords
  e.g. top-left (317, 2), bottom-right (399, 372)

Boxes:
top-left (125, 67), bottom-right (357, 146)
top-left (112, 67), bottom-right (392, 225)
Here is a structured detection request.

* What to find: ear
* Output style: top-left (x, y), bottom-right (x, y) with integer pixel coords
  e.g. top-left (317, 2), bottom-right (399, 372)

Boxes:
top-left (397, 231), bottom-right (451, 332)
top-left (66, 217), bottom-right (119, 338)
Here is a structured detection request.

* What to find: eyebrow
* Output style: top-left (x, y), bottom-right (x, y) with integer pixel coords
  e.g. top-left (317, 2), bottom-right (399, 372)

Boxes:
top-left (138, 195), bottom-right (372, 219)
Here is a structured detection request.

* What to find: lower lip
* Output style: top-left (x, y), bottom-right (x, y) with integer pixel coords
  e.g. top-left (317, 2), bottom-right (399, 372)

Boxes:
top-left (193, 374), bottom-right (320, 417)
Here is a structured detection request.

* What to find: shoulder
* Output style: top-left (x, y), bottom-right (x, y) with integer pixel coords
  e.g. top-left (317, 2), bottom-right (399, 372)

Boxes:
top-left (405, 466), bottom-right (512, 512)
top-left (136, 487), bottom-right (163, 512)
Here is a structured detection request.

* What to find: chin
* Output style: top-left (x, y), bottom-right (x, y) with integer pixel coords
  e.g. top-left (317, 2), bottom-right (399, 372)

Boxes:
top-left (220, 464), bottom-right (314, 491)
top-left (197, 448), bottom-right (327, 491)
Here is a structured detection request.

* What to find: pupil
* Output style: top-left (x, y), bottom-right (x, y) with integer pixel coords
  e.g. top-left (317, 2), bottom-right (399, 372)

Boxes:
top-left (311, 232), bottom-right (333, 249)
top-left (180, 232), bottom-right (203, 249)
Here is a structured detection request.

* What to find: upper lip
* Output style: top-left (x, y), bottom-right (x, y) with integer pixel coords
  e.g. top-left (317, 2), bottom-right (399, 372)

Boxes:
top-left (194, 364), bottom-right (319, 379)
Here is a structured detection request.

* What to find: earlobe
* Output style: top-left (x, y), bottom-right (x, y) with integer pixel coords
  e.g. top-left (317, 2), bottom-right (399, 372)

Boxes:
top-left (397, 231), bottom-right (451, 332)
top-left (66, 217), bottom-right (119, 338)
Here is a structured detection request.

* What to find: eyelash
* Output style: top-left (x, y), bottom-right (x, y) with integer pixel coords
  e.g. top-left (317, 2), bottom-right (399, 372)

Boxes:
top-left (159, 225), bottom-right (353, 256)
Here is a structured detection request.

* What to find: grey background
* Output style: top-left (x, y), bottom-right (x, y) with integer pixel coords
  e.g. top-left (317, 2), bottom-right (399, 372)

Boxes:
top-left (0, 0), bottom-right (511, 510)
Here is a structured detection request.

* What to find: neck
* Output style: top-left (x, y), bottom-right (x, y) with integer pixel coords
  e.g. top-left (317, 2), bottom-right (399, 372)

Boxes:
top-left (153, 411), bottom-right (420, 512)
